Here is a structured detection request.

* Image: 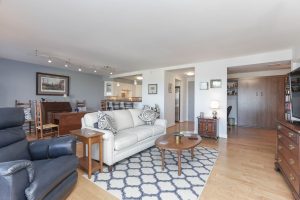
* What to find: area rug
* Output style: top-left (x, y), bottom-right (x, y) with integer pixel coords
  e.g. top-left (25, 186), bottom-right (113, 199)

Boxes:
top-left (83, 146), bottom-right (218, 200)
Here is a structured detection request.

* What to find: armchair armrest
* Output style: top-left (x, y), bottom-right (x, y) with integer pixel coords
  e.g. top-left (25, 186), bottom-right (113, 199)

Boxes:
top-left (0, 160), bottom-right (34, 200)
top-left (29, 136), bottom-right (76, 160)
top-left (0, 160), bottom-right (34, 182)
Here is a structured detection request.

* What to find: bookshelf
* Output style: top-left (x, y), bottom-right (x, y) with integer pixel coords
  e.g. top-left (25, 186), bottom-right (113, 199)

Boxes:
top-left (284, 75), bottom-right (291, 121)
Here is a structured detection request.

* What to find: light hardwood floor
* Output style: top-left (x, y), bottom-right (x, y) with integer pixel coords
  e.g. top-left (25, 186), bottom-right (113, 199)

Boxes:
top-left (67, 122), bottom-right (294, 200)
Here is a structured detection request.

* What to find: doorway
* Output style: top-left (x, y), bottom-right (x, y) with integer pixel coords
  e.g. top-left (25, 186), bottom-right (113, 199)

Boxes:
top-left (175, 86), bottom-right (180, 122)
top-left (188, 81), bottom-right (195, 121)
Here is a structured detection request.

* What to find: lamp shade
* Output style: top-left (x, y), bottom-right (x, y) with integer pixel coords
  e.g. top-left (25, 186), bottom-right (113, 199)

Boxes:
top-left (210, 101), bottom-right (220, 109)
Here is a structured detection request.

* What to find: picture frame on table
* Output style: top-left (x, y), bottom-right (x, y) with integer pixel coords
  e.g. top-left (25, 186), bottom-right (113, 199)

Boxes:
top-left (36, 72), bottom-right (69, 96)
top-left (148, 84), bottom-right (158, 94)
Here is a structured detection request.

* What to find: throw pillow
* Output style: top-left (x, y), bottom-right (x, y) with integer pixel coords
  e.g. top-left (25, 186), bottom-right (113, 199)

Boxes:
top-left (23, 108), bottom-right (32, 121)
top-left (139, 109), bottom-right (159, 125)
top-left (97, 111), bottom-right (117, 135)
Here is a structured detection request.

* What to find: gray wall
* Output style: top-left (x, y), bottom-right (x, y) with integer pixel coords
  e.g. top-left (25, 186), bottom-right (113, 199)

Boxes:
top-left (188, 81), bottom-right (195, 121)
top-left (0, 58), bottom-right (104, 111)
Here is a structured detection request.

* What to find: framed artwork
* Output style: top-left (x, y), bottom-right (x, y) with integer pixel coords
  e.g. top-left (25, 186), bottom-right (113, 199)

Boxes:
top-left (199, 82), bottom-right (209, 90)
top-left (104, 81), bottom-right (113, 96)
top-left (148, 84), bottom-right (158, 94)
top-left (36, 72), bottom-right (69, 96)
top-left (210, 79), bottom-right (222, 88)
top-left (168, 83), bottom-right (172, 93)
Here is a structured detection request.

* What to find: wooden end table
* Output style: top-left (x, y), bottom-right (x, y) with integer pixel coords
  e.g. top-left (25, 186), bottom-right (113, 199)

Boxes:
top-left (70, 128), bottom-right (104, 179)
top-left (155, 132), bottom-right (202, 176)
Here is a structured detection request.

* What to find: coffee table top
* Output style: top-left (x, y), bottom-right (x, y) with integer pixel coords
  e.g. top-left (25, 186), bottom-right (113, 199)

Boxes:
top-left (155, 132), bottom-right (202, 151)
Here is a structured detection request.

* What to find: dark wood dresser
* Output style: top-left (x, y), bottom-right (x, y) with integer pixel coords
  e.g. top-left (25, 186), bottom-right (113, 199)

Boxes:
top-left (276, 120), bottom-right (300, 200)
top-left (197, 117), bottom-right (219, 139)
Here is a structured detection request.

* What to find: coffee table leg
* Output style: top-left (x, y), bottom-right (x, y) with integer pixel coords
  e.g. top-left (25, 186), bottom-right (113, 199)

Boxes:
top-left (161, 149), bottom-right (165, 171)
top-left (191, 148), bottom-right (194, 159)
top-left (178, 150), bottom-right (182, 176)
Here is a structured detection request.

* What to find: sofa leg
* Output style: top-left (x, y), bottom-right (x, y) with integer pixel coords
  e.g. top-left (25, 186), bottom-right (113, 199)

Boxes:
top-left (108, 165), bottom-right (113, 172)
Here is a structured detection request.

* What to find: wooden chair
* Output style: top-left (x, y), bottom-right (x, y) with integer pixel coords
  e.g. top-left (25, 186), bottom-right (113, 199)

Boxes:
top-left (15, 100), bottom-right (35, 134)
top-left (34, 101), bottom-right (59, 139)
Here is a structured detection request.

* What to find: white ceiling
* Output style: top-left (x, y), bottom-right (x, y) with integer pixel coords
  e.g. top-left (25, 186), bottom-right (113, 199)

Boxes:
top-left (1, 0), bottom-right (300, 75)
top-left (168, 67), bottom-right (195, 77)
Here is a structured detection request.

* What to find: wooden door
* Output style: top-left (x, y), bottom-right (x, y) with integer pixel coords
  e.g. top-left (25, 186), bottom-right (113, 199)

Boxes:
top-left (238, 78), bottom-right (260, 127)
top-left (238, 76), bottom-right (285, 129)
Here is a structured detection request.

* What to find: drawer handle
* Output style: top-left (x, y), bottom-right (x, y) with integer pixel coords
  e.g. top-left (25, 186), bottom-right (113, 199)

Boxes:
top-left (288, 132), bottom-right (294, 138)
top-left (278, 134), bottom-right (282, 139)
top-left (289, 159), bottom-right (295, 165)
top-left (278, 145), bottom-right (283, 150)
top-left (288, 144), bottom-right (295, 150)
top-left (289, 174), bottom-right (295, 181)
top-left (277, 125), bottom-right (282, 130)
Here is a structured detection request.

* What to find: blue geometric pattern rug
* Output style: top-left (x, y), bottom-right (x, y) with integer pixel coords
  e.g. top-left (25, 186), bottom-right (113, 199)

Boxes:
top-left (83, 146), bottom-right (218, 200)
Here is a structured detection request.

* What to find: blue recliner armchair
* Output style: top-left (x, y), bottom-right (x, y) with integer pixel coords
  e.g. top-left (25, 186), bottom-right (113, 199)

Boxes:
top-left (0, 107), bottom-right (78, 200)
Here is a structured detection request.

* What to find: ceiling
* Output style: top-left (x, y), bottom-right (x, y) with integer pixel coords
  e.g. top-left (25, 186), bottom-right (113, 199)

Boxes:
top-left (228, 60), bottom-right (291, 74)
top-left (1, 0), bottom-right (300, 75)
top-left (168, 67), bottom-right (195, 77)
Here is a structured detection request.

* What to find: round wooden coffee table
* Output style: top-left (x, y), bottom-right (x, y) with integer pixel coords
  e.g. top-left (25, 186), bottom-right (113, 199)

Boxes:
top-left (155, 133), bottom-right (202, 176)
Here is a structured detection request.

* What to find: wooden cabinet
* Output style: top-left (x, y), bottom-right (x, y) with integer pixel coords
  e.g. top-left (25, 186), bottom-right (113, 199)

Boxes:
top-left (276, 120), bottom-right (300, 200)
top-left (197, 117), bottom-right (218, 139)
top-left (238, 76), bottom-right (285, 129)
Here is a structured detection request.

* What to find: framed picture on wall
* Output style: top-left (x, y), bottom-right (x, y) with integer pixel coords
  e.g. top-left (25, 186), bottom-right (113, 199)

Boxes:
top-left (199, 82), bottom-right (209, 90)
top-left (36, 72), bottom-right (70, 96)
top-left (210, 79), bottom-right (222, 88)
top-left (148, 84), bottom-right (158, 94)
top-left (168, 83), bottom-right (172, 93)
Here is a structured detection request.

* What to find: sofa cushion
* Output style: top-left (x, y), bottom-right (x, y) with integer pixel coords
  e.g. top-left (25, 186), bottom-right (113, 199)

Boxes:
top-left (0, 139), bottom-right (31, 162)
top-left (118, 126), bottom-right (153, 142)
top-left (128, 109), bottom-right (145, 127)
top-left (112, 110), bottom-right (134, 131)
top-left (114, 133), bottom-right (138, 151)
top-left (139, 109), bottom-right (159, 125)
top-left (97, 111), bottom-right (117, 135)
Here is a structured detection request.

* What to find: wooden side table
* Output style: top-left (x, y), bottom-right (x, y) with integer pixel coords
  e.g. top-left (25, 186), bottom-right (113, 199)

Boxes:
top-left (70, 128), bottom-right (104, 179)
top-left (197, 117), bottom-right (219, 139)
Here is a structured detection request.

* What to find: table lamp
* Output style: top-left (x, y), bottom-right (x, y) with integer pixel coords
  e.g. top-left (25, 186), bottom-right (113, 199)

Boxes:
top-left (210, 100), bottom-right (220, 119)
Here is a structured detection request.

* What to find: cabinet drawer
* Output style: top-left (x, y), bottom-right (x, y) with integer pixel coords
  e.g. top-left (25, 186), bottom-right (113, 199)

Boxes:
top-left (278, 125), bottom-right (299, 144)
top-left (278, 133), bottom-right (299, 158)
top-left (278, 152), bottom-right (300, 194)
top-left (278, 141), bottom-right (299, 173)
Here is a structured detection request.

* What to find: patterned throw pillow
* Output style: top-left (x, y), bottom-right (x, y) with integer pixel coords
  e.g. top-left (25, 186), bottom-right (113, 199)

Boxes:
top-left (139, 109), bottom-right (159, 125)
top-left (97, 111), bottom-right (117, 135)
top-left (23, 108), bottom-right (32, 121)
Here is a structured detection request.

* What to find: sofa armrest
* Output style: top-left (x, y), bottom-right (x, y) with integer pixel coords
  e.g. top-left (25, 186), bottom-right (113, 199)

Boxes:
top-left (29, 136), bottom-right (76, 160)
top-left (154, 119), bottom-right (167, 128)
top-left (0, 160), bottom-right (34, 200)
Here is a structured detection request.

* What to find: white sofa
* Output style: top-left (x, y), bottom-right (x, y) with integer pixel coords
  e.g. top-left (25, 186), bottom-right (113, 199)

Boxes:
top-left (81, 109), bottom-right (167, 169)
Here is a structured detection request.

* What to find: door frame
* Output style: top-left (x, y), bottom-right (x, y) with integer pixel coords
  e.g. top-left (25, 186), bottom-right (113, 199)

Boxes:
top-left (175, 86), bottom-right (180, 122)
